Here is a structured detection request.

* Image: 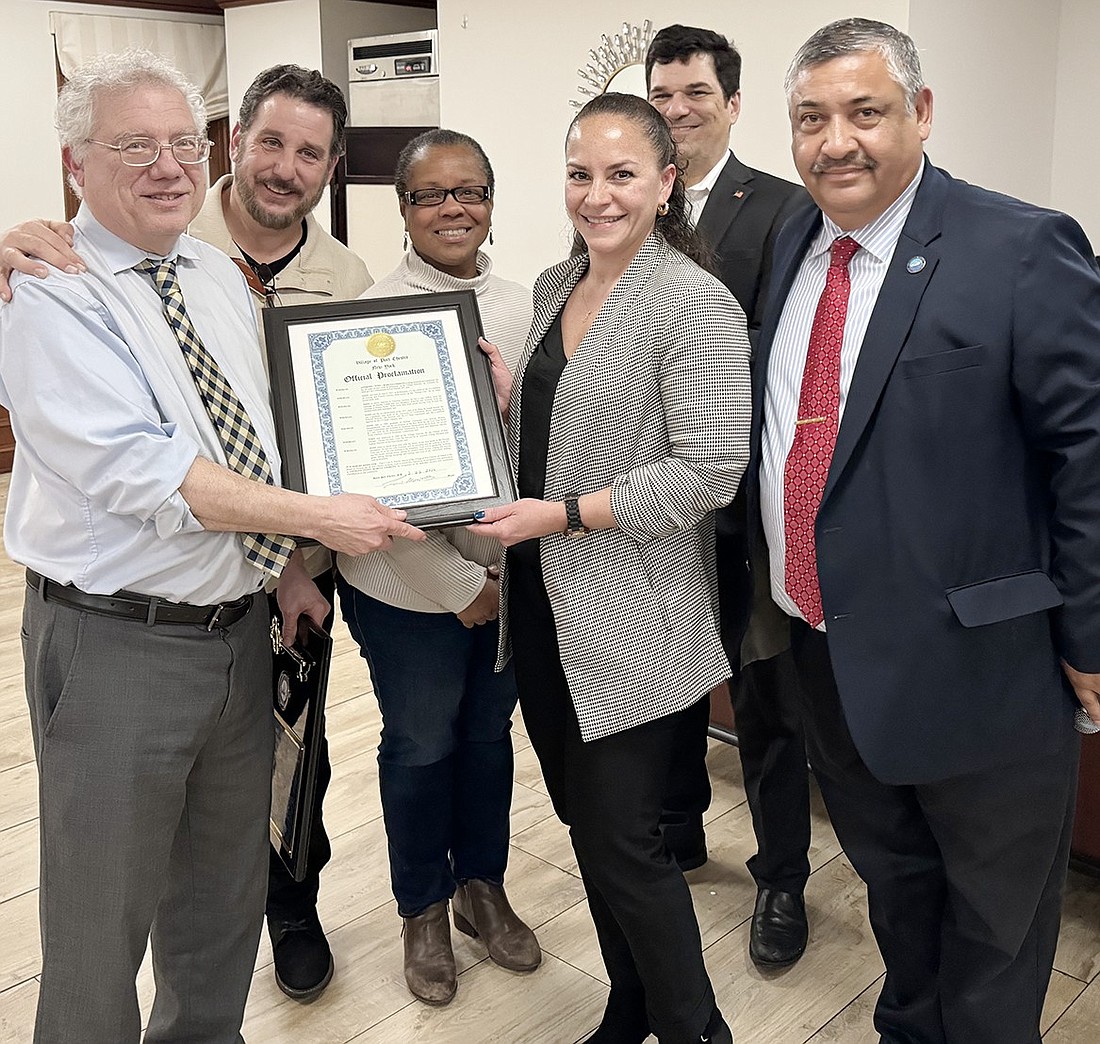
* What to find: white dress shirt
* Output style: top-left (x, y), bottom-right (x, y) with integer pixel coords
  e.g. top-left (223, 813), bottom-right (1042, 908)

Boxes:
top-left (761, 160), bottom-right (926, 627)
top-left (0, 206), bottom-right (280, 605)
top-left (685, 149), bottom-right (732, 227)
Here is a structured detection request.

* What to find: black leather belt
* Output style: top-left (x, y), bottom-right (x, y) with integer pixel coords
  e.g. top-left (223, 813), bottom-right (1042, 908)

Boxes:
top-left (26, 569), bottom-right (254, 630)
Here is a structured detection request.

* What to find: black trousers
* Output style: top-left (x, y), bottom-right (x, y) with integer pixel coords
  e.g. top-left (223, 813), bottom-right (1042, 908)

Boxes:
top-left (266, 568), bottom-right (335, 921)
top-left (716, 524), bottom-right (812, 893)
top-left (790, 620), bottom-right (1079, 1044)
top-left (659, 691), bottom-right (711, 847)
top-left (730, 651), bottom-right (811, 894)
top-left (508, 548), bottom-right (717, 1043)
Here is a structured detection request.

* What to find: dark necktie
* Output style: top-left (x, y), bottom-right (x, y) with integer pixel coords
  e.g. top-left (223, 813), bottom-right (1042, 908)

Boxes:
top-left (783, 236), bottom-right (860, 627)
top-left (137, 258), bottom-right (295, 577)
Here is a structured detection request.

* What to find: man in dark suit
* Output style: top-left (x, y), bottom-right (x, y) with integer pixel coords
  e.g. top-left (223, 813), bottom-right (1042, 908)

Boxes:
top-left (646, 23), bottom-right (814, 969)
top-left (754, 17), bottom-right (1100, 1042)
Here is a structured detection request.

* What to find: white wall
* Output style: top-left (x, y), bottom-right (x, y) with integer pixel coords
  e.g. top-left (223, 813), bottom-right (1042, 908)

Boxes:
top-left (0, 1), bottom-right (221, 232)
top-left (433, 0), bottom-right (1100, 285)
top-left (909, 0), bottom-right (1059, 210)
top-left (4, 3), bottom-right (1097, 269)
top-left (1051, 0), bottom-right (1100, 249)
top-left (436, 1), bottom-right (910, 288)
top-left (225, 1), bottom-right (323, 125)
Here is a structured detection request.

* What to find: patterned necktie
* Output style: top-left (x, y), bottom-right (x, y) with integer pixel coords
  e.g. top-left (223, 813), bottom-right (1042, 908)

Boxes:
top-left (136, 259), bottom-right (295, 577)
top-left (783, 236), bottom-right (860, 627)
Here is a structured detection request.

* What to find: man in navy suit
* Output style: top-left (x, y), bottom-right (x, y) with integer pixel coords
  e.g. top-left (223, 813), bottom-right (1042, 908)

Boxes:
top-left (754, 17), bottom-right (1100, 1042)
top-left (646, 24), bottom-right (814, 969)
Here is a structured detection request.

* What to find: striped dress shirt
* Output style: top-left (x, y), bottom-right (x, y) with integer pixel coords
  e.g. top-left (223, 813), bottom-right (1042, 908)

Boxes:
top-left (761, 160), bottom-right (926, 627)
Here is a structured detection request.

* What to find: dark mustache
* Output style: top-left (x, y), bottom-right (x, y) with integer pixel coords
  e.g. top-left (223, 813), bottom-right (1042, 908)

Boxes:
top-left (810, 156), bottom-right (876, 174)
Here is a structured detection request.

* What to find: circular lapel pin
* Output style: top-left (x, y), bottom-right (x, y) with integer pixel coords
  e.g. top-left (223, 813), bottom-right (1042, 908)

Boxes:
top-left (906, 255), bottom-right (926, 273)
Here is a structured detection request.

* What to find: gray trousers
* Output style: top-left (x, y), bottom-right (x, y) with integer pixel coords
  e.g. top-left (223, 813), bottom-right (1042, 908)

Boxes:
top-left (22, 590), bottom-right (273, 1044)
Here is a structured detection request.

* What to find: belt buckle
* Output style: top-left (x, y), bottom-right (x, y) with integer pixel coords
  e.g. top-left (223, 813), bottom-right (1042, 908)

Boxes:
top-left (206, 604), bottom-right (224, 631)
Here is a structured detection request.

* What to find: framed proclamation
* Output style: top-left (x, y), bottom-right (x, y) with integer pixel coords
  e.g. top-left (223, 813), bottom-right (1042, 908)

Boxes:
top-left (262, 290), bottom-right (516, 528)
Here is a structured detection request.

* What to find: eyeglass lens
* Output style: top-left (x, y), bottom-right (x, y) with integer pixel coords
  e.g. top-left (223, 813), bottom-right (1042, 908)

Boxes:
top-left (116, 136), bottom-right (210, 165)
top-left (406, 186), bottom-right (490, 206)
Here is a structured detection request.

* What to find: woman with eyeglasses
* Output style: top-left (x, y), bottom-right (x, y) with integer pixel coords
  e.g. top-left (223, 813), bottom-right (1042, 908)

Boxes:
top-left (334, 129), bottom-right (539, 1007)
top-left (0, 125), bottom-right (536, 1008)
top-left (470, 93), bottom-right (748, 1043)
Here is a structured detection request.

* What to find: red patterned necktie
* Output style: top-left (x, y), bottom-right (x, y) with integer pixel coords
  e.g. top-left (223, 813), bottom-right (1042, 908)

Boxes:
top-left (783, 235), bottom-right (860, 627)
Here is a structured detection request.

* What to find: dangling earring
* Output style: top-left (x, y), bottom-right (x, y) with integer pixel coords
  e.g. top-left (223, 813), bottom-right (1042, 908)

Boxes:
top-left (403, 230), bottom-right (409, 251)
top-left (656, 201), bottom-right (670, 217)
top-left (489, 227), bottom-right (494, 246)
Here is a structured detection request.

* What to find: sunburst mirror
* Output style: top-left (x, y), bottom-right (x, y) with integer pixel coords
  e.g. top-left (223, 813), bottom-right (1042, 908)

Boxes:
top-left (573, 20), bottom-right (656, 108)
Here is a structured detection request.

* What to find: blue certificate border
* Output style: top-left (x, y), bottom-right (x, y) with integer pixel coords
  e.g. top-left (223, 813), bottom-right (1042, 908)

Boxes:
top-left (262, 289), bottom-right (516, 530)
top-left (307, 320), bottom-right (474, 503)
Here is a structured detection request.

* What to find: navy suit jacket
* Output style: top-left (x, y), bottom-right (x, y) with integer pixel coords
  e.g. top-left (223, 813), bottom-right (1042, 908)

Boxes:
top-left (750, 162), bottom-right (1100, 784)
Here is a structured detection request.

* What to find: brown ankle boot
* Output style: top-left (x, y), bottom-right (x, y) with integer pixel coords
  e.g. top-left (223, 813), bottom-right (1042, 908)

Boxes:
top-left (452, 879), bottom-right (542, 973)
top-left (401, 900), bottom-right (456, 1005)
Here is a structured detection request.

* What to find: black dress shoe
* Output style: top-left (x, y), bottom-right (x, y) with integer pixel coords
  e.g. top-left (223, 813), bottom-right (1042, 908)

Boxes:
top-left (749, 888), bottom-right (808, 968)
top-left (268, 912), bottom-right (334, 1002)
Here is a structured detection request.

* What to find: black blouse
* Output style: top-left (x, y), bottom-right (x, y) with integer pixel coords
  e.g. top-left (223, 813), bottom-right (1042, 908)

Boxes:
top-left (517, 311), bottom-right (567, 501)
top-left (511, 311), bottom-right (567, 574)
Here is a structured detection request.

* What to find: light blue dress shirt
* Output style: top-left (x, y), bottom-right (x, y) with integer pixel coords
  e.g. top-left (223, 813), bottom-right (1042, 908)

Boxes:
top-left (0, 205), bottom-right (282, 605)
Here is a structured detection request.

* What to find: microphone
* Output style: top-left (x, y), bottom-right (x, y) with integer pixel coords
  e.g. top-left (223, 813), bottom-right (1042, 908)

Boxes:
top-left (1075, 706), bottom-right (1100, 735)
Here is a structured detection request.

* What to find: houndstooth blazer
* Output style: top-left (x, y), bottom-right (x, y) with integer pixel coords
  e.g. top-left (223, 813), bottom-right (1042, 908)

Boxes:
top-left (498, 234), bottom-right (752, 742)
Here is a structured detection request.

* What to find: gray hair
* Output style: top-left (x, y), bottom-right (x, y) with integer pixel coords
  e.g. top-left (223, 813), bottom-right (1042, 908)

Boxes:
top-left (785, 18), bottom-right (924, 113)
top-left (57, 49), bottom-right (206, 177)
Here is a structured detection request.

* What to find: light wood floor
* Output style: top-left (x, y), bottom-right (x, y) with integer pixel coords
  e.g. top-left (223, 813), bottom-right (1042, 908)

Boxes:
top-left (0, 472), bottom-right (1098, 1043)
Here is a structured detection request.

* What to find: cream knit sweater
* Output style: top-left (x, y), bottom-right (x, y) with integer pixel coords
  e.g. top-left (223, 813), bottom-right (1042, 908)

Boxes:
top-left (336, 249), bottom-right (532, 612)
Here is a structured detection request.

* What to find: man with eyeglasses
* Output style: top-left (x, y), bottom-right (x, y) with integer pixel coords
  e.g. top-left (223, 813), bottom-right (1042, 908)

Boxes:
top-left (0, 63), bottom-right (374, 1005)
top-left (0, 51), bottom-right (421, 1042)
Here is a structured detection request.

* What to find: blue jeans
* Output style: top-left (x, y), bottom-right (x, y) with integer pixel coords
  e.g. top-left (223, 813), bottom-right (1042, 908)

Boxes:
top-left (337, 577), bottom-right (517, 916)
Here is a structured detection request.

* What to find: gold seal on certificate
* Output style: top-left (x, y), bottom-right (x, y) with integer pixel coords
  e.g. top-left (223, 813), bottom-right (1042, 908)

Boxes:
top-left (263, 290), bottom-right (515, 528)
top-left (366, 332), bottom-right (396, 358)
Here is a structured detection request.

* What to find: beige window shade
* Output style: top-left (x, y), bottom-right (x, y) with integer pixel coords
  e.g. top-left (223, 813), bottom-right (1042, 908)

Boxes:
top-left (50, 11), bottom-right (228, 121)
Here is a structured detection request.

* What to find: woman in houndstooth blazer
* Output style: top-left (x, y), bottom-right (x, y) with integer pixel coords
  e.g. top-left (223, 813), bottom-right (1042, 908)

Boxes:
top-left (472, 94), bottom-right (749, 1044)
